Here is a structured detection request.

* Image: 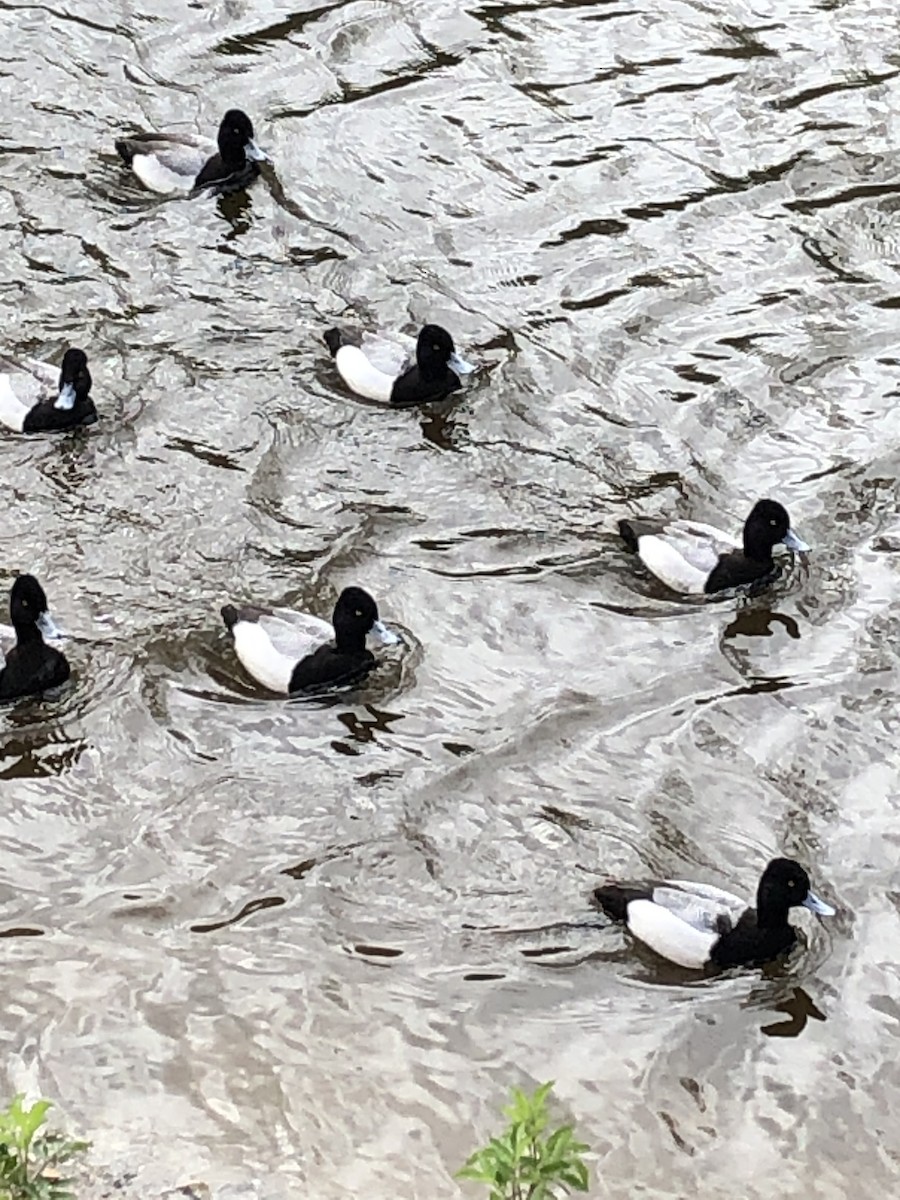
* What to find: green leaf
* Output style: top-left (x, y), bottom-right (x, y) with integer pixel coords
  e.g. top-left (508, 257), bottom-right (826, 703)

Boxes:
top-left (458, 1081), bottom-right (590, 1200)
top-left (457, 1165), bottom-right (499, 1184)
top-left (558, 1162), bottom-right (590, 1192)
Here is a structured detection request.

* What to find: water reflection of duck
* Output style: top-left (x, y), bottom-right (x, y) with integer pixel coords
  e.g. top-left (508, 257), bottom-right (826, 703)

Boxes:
top-left (618, 498), bottom-right (809, 595)
top-left (221, 586), bottom-right (399, 695)
top-left (593, 858), bottom-right (834, 970)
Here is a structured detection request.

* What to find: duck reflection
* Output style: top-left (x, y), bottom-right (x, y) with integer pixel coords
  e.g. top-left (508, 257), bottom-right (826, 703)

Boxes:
top-left (753, 982), bottom-right (827, 1038)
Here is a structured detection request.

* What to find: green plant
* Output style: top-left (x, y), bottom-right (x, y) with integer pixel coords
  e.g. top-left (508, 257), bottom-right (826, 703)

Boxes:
top-left (0, 1095), bottom-right (88, 1200)
top-left (458, 1081), bottom-right (590, 1200)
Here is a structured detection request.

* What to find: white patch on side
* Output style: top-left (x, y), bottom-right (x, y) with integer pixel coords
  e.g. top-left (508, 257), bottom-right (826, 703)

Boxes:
top-left (663, 880), bottom-right (747, 910)
top-left (0, 376), bottom-right (30, 432)
top-left (360, 332), bottom-right (414, 377)
top-left (256, 610), bottom-right (332, 662)
top-left (231, 620), bottom-right (295, 694)
top-left (132, 155), bottom-right (193, 195)
top-left (335, 345), bottom-right (395, 402)
top-left (650, 884), bottom-right (747, 934)
top-left (637, 534), bottom-right (711, 594)
top-left (666, 520), bottom-right (740, 552)
top-left (626, 899), bottom-right (717, 969)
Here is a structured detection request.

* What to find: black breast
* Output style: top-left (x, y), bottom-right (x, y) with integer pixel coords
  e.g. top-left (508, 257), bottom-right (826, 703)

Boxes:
top-left (709, 910), bottom-right (797, 968)
top-left (193, 154), bottom-right (259, 195)
top-left (0, 644), bottom-right (70, 703)
top-left (288, 645), bottom-right (375, 694)
top-left (390, 366), bottom-right (462, 408)
top-left (23, 399), bottom-right (98, 434)
top-left (704, 552), bottom-right (780, 595)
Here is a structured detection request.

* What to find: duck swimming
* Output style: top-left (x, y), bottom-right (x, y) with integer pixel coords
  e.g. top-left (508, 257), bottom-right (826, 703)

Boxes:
top-left (0, 575), bottom-right (69, 703)
top-left (618, 498), bottom-right (809, 595)
top-left (115, 108), bottom-right (268, 196)
top-left (0, 349), bottom-right (96, 434)
top-left (323, 324), bottom-right (475, 406)
top-left (593, 857), bottom-right (834, 970)
top-left (221, 586), bottom-right (399, 695)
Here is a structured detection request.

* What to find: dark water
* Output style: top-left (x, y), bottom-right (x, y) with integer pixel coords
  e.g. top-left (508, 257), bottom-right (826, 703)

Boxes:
top-left (2, 0), bottom-right (900, 1195)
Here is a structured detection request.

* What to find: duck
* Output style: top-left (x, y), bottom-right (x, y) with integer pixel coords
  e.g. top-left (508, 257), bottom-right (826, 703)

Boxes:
top-left (0, 349), bottom-right (97, 434)
top-left (0, 575), bottom-right (70, 703)
top-left (618, 498), bottom-right (810, 595)
top-left (323, 324), bottom-right (475, 407)
top-left (593, 857), bottom-right (835, 970)
top-left (115, 108), bottom-right (268, 196)
top-left (221, 586), bottom-right (399, 695)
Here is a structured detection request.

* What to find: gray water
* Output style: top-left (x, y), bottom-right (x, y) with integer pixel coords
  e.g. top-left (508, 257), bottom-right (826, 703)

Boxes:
top-left (1, 0), bottom-right (900, 1196)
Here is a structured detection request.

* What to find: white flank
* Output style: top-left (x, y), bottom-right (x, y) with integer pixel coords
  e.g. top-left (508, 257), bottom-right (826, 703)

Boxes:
top-left (256, 609), bottom-right (333, 662)
top-left (666, 520), bottom-right (741, 552)
top-left (627, 899), bottom-right (717, 969)
top-left (132, 155), bottom-right (192, 195)
top-left (651, 883), bottom-right (747, 934)
top-left (231, 621), bottom-right (295, 694)
top-left (662, 880), bottom-right (747, 909)
top-left (637, 534), bottom-right (711, 594)
top-left (360, 332), bottom-right (414, 377)
top-left (335, 345), bottom-right (395, 402)
top-left (0, 376), bottom-right (30, 432)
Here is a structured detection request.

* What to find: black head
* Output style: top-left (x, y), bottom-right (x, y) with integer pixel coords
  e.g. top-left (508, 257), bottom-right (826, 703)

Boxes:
top-left (10, 574), bottom-right (49, 627)
top-left (415, 324), bottom-right (456, 379)
top-left (743, 499), bottom-right (791, 562)
top-left (218, 109), bottom-right (257, 162)
top-left (332, 587), bottom-right (380, 652)
top-left (756, 858), bottom-right (815, 926)
top-left (59, 348), bottom-right (91, 399)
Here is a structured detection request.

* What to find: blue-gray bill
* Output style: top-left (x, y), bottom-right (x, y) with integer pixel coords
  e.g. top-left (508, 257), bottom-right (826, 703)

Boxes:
top-left (56, 382), bottom-right (77, 410)
top-left (36, 612), bottom-right (64, 639)
top-left (802, 890), bottom-right (835, 916)
top-left (448, 351), bottom-right (476, 375)
top-left (372, 620), bottom-right (400, 646)
top-left (783, 528), bottom-right (810, 553)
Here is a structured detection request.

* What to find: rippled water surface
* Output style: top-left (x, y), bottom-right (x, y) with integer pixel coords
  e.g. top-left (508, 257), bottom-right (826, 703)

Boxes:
top-left (2, 0), bottom-right (900, 1195)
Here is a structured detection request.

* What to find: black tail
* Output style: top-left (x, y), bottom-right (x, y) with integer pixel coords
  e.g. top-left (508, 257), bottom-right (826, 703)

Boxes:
top-left (323, 328), bottom-right (343, 358)
top-left (617, 520), bottom-right (641, 553)
top-left (114, 139), bottom-right (136, 167)
top-left (221, 605), bottom-right (238, 632)
top-left (592, 884), bottom-right (651, 923)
